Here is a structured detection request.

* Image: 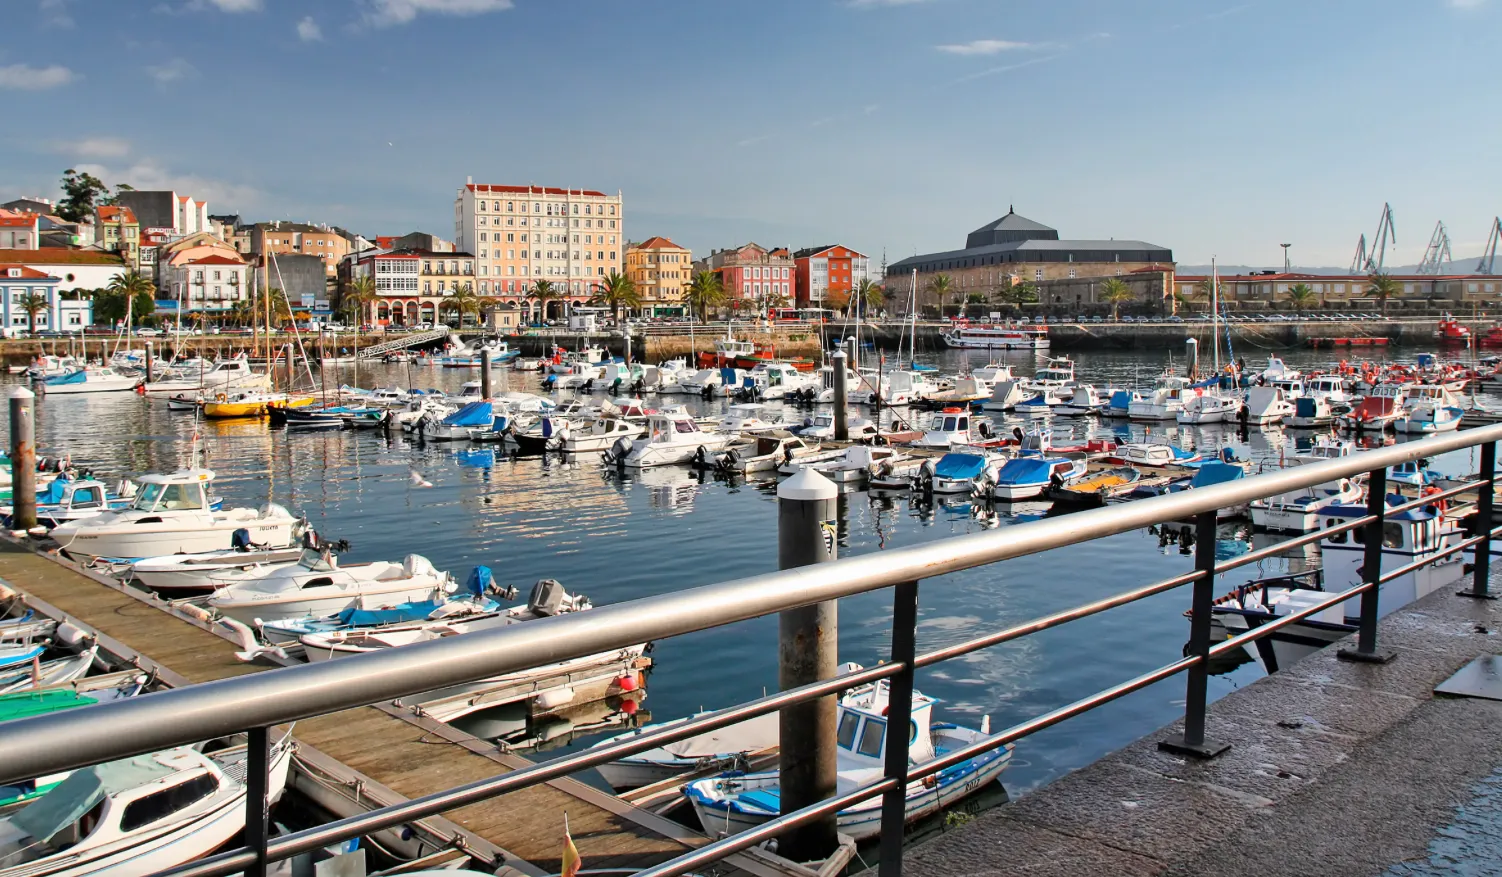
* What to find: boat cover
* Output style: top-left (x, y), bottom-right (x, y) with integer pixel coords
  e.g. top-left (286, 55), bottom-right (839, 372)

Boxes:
top-left (994, 457), bottom-right (1060, 485)
top-left (662, 712), bottom-right (780, 759)
top-left (37, 478), bottom-right (69, 505)
top-left (1108, 390), bottom-right (1134, 408)
top-left (465, 565), bottom-right (493, 597)
top-left (335, 600), bottom-right (442, 628)
top-left (441, 401), bottom-right (493, 427)
top-left (1190, 461), bottom-right (1245, 488)
top-left (934, 453), bottom-right (986, 480)
top-left (0, 689), bottom-right (98, 723)
top-left (44, 370), bottom-right (87, 386)
top-left (1295, 397), bottom-right (1319, 417)
top-left (13, 753), bottom-right (178, 842)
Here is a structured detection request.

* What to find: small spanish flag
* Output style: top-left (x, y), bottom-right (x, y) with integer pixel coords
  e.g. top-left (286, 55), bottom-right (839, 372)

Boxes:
top-left (561, 814), bottom-right (582, 877)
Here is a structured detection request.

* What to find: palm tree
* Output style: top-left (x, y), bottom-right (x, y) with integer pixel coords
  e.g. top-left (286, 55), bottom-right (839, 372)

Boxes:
top-left (1285, 283), bottom-right (1316, 313)
top-left (1194, 277), bottom-right (1217, 312)
top-left (18, 293), bottom-right (48, 335)
top-left (685, 271), bottom-right (725, 322)
top-left (1367, 272), bottom-right (1400, 316)
top-left (343, 276), bottom-right (377, 326)
top-left (853, 278), bottom-right (884, 318)
top-left (227, 298), bottom-right (254, 327)
top-left (106, 271), bottom-right (156, 326)
top-left (528, 279), bottom-right (562, 324)
top-left (444, 282), bottom-right (482, 327)
top-left (593, 270), bottom-right (641, 322)
top-left (927, 273), bottom-right (954, 318)
top-left (1099, 277), bottom-right (1134, 321)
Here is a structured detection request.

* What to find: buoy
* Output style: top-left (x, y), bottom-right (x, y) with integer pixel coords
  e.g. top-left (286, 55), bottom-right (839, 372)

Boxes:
top-left (616, 673), bottom-right (639, 693)
top-left (620, 698), bottom-right (639, 716)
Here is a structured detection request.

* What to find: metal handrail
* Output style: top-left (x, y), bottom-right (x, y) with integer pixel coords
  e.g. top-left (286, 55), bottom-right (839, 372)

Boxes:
top-left (0, 427), bottom-right (1496, 785)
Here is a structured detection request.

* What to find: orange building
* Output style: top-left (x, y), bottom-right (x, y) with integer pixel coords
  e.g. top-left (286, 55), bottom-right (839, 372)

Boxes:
top-left (793, 244), bottom-right (869, 310)
top-left (626, 236), bottom-right (691, 317)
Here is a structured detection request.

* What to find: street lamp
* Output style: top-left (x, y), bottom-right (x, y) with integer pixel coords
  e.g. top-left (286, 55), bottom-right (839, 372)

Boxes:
top-left (1281, 243), bottom-right (1291, 274)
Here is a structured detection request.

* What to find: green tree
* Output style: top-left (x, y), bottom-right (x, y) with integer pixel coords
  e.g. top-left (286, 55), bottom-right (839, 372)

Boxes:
top-left (927, 273), bottom-right (954, 317)
top-left (1367, 272), bottom-right (1400, 315)
top-left (18, 293), bottom-right (48, 334)
top-left (995, 279), bottom-right (1038, 313)
top-left (56, 168), bottom-right (110, 222)
top-left (227, 298), bottom-right (255, 327)
top-left (1285, 283), bottom-right (1316, 312)
top-left (528, 279), bottom-right (562, 323)
top-left (853, 278), bottom-right (884, 318)
top-left (102, 272), bottom-right (156, 326)
top-left (1099, 277), bottom-right (1134, 321)
top-left (443, 282), bottom-right (482, 326)
top-left (685, 271), bottom-right (725, 322)
top-left (593, 270), bottom-right (641, 322)
top-left (342, 276), bottom-right (377, 326)
top-left (102, 182), bottom-right (135, 207)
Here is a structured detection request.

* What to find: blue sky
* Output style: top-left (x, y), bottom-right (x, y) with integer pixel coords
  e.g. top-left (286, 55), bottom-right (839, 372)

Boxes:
top-left (2, 0), bottom-right (1497, 270)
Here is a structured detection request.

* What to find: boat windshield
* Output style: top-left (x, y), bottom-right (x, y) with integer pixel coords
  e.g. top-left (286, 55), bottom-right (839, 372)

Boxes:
top-left (130, 483), bottom-right (163, 511)
top-left (131, 482), bottom-right (204, 512)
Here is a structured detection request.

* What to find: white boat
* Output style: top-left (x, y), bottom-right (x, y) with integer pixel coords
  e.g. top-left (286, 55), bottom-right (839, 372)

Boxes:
top-left (982, 379), bottom-right (1029, 412)
top-left (143, 356), bottom-right (269, 395)
top-left (1113, 443), bottom-right (1201, 468)
top-left (39, 367), bottom-right (140, 395)
top-left (1257, 356), bottom-right (1300, 383)
top-left (911, 408), bottom-right (993, 450)
top-left (683, 677), bottom-right (1010, 842)
top-left (129, 543), bottom-right (307, 596)
top-left (1249, 439), bottom-right (1362, 532)
top-left (1176, 387), bottom-right (1240, 424)
top-left (941, 324), bottom-right (1049, 350)
top-left (780, 444), bottom-right (905, 484)
top-left (561, 417), bottom-right (645, 453)
top-left (714, 403), bottom-right (786, 436)
top-left (1024, 357), bottom-right (1076, 393)
top-left (593, 711), bottom-right (781, 791)
top-left (1014, 385), bottom-right (1070, 414)
top-left (1054, 384), bottom-right (1106, 417)
top-left (916, 448), bottom-right (1002, 494)
top-left (793, 412), bottom-right (878, 441)
top-left (0, 734), bottom-right (292, 877)
top-left (50, 470), bottom-right (300, 563)
top-left (1244, 385), bottom-right (1294, 425)
top-left (984, 455), bottom-right (1087, 501)
top-left (425, 400), bottom-right (494, 441)
top-left (1394, 384), bottom-right (1464, 434)
top-left (1305, 375), bottom-right (1356, 405)
top-left (1, 478), bottom-right (135, 529)
top-left (1212, 498), bottom-right (1464, 673)
top-left (1127, 372), bottom-right (1192, 421)
top-left (922, 376), bottom-right (991, 408)
top-left (848, 370), bottom-right (937, 407)
top-left (207, 544), bottom-right (452, 625)
top-left (735, 363), bottom-right (819, 401)
top-left (612, 409), bottom-right (738, 469)
top-left (705, 435), bottom-right (842, 475)
top-left (1285, 394), bottom-right (1342, 428)
top-left (1103, 388), bottom-right (1143, 418)
top-left (1340, 383), bottom-right (1408, 431)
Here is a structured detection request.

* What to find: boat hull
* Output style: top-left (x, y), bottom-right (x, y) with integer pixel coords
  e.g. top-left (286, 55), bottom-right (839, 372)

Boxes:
top-left (54, 517), bottom-right (297, 563)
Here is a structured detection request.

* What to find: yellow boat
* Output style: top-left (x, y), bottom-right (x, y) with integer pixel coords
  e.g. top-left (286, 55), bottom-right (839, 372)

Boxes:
top-left (202, 393), bottom-right (314, 419)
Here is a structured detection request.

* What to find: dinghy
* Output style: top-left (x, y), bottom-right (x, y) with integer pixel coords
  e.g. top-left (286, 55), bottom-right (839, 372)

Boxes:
top-left (207, 542), bottom-right (453, 625)
top-left (128, 532), bottom-right (312, 596)
top-left (593, 711), bottom-right (781, 791)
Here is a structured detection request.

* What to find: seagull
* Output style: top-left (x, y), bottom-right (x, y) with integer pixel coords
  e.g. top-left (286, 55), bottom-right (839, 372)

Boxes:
top-left (409, 469), bottom-right (433, 488)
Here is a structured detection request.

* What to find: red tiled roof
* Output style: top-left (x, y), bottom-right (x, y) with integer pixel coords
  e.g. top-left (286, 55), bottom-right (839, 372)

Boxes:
top-left (185, 254), bottom-right (244, 266)
top-left (633, 236), bottom-right (685, 251)
top-left (0, 248), bottom-right (124, 265)
top-left (0, 265), bottom-right (56, 280)
top-left (0, 211), bottom-right (38, 228)
top-left (96, 206), bottom-right (138, 224)
top-left (467, 184), bottom-right (609, 197)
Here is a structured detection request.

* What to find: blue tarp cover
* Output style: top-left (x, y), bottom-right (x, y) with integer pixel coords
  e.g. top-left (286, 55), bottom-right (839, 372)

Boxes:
top-left (441, 401), bottom-right (493, 427)
top-left (934, 453), bottom-right (986, 480)
top-left (44, 370), bottom-right (86, 385)
top-left (466, 565), bottom-right (493, 597)
top-left (994, 457), bottom-right (1061, 485)
top-left (1191, 461), bottom-right (1245, 488)
top-left (335, 600), bottom-right (442, 627)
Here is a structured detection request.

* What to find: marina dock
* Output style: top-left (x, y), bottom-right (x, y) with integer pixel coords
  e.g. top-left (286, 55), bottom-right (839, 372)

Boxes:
top-left (0, 538), bottom-right (806, 877)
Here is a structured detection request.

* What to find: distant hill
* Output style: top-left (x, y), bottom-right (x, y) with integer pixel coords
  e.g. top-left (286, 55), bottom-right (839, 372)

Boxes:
top-left (1178, 255), bottom-right (1492, 276)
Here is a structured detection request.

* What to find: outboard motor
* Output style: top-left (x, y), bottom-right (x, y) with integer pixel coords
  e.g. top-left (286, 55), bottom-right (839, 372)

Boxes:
top-left (528, 578), bottom-right (568, 617)
top-left (231, 528), bottom-right (254, 552)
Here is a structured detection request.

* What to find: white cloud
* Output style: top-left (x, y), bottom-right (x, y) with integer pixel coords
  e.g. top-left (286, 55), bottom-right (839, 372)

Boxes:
top-left (50, 137), bottom-right (132, 159)
top-left (39, 0), bottom-right (73, 28)
top-left (74, 159), bottom-right (261, 210)
top-left (204, 0), bottom-right (261, 11)
top-left (0, 63), bottom-right (78, 90)
top-left (936, 39), bottom-right (1031, 55)
top-left (297, 16), bottom-right (323, 41)
top-left (146, 58), bottom-right (197, 85)
top-left (363, 0), bottom-right (513, 27)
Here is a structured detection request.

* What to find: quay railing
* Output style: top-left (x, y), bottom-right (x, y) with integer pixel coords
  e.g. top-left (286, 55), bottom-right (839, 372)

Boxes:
top-left (1, 427), bottom-right (1500, 877)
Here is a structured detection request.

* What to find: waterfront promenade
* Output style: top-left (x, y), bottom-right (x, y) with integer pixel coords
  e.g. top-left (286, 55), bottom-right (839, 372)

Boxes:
top-left (899, 582), bottom-right (1502, 876)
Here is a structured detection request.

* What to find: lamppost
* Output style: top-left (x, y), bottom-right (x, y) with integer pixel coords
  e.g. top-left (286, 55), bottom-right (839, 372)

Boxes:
top-left (1281, 243), bottom-right (1291, 274)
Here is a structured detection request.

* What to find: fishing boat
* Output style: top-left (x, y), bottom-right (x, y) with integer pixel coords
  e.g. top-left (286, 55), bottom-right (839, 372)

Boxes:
top-left (911, 408), bottom-right (995, 450)
top-left (983, 456), bottom-right (1086, 501)
top-left (1393, 384), bottom-right (1464, 434)
top-left (1023, 357), bottom-right (1076, 393)
top-left (1210, 496), bottom-right (1463, 672)
top-left (941, 323), bottom-right (1049, 350)
top-left (1243, 385), bottom-right (1294, 425)
top-left (0, 478), bottom-right (135, 529)
top-left (593, 711), bottom-right (780, 791)
top-left (1127, 372), bottom-right (1192, 421)
top-left (682, 677), bottom-right (1010, 842)
top-left (207, 542), bottom-right (453, 625)
top-left (1055, 384), bottom-right (1106, 417)
top-left (1339, 383), bottom-right (1407, 431)
top-left (425, 400), bottom-right (494, 441)
top-left (1305, 375), bottom-right (1357, 405)
top-left (1386, 459), bottom-right (1440, 489)
top-left (1047, 465), bottom-right (1142, 506)
top-left (0, 733), bottom-right (293, 876)
top-left (50, 470), bottom-right (301, 563)
top-left (1285, 394), bottom-right (1342, 428)
top-left (1249, 457), bottom-right (1363, 532)
top-left (608, 409), bottom-right (738, 469)
top-left (1434, 314), bottom-right (1471, 344)
top-left (39, 367), bottom-right (140, 395)
top-left (1176, 385), bottom-right (1240, 425)
top-left (0, 646), bottom-right (105, 695)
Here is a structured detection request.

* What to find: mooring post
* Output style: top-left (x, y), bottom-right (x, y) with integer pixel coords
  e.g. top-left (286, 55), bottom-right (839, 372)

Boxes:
top-left (832, 349), bottom-right (848, 442)
top-left (8, 387), bottom-right (35, 532)
top-left (480, 349), bottom-right (492, 399)
top-left (1462, 441), bottom-right (1497, 599)
top-left (1340, 465), bottom-right (1396, 663)
top-left (1159, 510), bottom-right (1229, 758)
top-left (144, 341), bottom-right (153, 384)
top-left (777, 467), bottom-right (839, 860)
top-left (245, 726), bottom-right (270, 877)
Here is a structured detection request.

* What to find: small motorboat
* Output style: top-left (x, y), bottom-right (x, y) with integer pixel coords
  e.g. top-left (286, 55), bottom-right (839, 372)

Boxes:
top-left (1112, 443), bottom-right (1202, 468)
top-left (128, 530), bottom-right (313, 596)
top-left (703, 435), bottom-right (842, 476)
top-left (781, 445), bottom-right (905, 484)
top-left (0, 478), bottom-right (135, 529)
top-left (1054, 384), bottom-right (1106, 417)
top-left (793, 412), bottom-right (878, 441)
top-left (1243, 385), bottom-right (1294, 425)
top-left (425, 400), bottom-right (494, 441)
top-left (1285, 394), bottom-right (1343, 428)
top-left (983, 456), bottom-right (1086, 501)
top-left (916, 449), bottom-right (998, 494)
top-left (716, 403), bottom-right (787, 436)
top-left (38, 366), bottom-right (141, 395)
top-left (561, 418), bottom-right (645, 454)
top-left (911, 408), bottom-right (995, 450)
top-left (1394, 384), bottom-right (1464, 434)
top-left (1339, 383), bottom-right (1407, 431)
top-left (1102, 388), bottom-right (1143, 418)
top-left (1047, 465), bottom-right (1142, 506)
top-left (609, 409), bottom-right (739, 469)
top-left (207, 541), bottom-right (453, 625)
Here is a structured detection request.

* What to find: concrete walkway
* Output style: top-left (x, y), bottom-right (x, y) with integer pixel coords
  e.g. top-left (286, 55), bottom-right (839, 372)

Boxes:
top-left (899, 584), bottom-right (1502, 877)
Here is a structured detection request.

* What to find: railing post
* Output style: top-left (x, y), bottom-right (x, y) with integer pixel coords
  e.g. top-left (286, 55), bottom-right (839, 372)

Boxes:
top-left (1339, 465), bottom-right (1396, 663)
top-left (480, 348), bottom-right (492, 400)
top-left (878, 580), bottom-right (919, 877)
top-left (832, 348), bottom-right (848, 442)
top-left (1159, 511), bottom-right (1229, 758)
top-left (8, 387), bottom-right (36, 532)
top-left (776, 468), bottom-right (839, 861)
top-left (245, 726), bottom-right (270, 877)
top-left (1461, 441), bottom-right (1497, 600)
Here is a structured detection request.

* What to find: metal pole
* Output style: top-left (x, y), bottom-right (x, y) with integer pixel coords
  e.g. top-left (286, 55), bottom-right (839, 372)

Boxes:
top-left (244, 726), bottom-right (270, 877)
top-left (8, 387), bottom-right (36, 532)
top-left (832, 349), bottom-right (848, 442)
top-left (1463, 441), bottom-right (1497, 599)
top-left (624, 321), bottom-right (632, 365)
top-left (1339, 465), bottom-right (1395, 662)
top-left (1158, 511), bottom-right (1228, 758)
top-left (878, 580), bottom-right (919, 876)
top-left (145, 341), bottom-right (153, 384)
top-left (480, 349), bottom-right (492, 400)
top-left (777, 467), bottom-right (839, 861)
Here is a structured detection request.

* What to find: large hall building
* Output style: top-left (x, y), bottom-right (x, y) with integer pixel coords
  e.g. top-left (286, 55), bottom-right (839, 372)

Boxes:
top-left (887, 209), bottom-right (1175, 312)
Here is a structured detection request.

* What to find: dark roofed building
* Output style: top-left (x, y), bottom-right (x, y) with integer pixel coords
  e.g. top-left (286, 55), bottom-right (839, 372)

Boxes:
top-left (114, 191), bottom-right (177, 231)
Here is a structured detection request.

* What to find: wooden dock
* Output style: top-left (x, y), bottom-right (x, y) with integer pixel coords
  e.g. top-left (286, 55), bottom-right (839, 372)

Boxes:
top-left (0, 539), bottom-right (803, 877)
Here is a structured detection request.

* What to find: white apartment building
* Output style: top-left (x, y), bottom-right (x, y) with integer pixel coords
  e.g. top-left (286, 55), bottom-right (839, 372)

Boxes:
top-left (454, 180), bottom-right (624, 305)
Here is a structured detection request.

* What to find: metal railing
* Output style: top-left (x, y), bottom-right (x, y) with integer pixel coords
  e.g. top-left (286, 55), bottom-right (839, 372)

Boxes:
top-left (1, 427), bottom-right (1500, 877)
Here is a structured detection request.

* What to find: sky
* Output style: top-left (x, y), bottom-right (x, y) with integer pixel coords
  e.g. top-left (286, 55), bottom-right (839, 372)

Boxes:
top-left (2, 0), bottom-right (1498, 272)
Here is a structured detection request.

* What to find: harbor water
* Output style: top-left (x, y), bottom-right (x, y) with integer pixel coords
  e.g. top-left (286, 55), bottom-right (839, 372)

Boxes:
top-left (6, 345), bottom-right (1490, 798)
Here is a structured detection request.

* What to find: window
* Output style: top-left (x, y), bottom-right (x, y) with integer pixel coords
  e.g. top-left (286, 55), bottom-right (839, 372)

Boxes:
top-left (857, 718), bottom-right (885, 757)
top-left (120, 773), bottom-right (219, 833)
top-left (837, 713), bottom-right (860, 749)
top-left (1351, 522), bottom-right (1404, 548)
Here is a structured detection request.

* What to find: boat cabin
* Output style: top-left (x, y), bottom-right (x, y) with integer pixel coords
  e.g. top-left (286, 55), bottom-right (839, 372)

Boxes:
top-left (459, 381), bottom-right (484, 398)
top-left (645, 411), bottom-right (704, 441)
top-left (1308, 376), bottom-right (1348, 397)
top-left (835, 681), bottom-right (936, 767)
top-left (1319, 499), bottom-right (1461, 617)
top-left (130, 470), bottom-right (213, 513)
top-left (1034, 357), bottom-right (1075, 384)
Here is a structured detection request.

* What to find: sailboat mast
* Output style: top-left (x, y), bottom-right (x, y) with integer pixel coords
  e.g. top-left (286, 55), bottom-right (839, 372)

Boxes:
top-left (908, 268), bottom-right (918, 367)
top-left (1211, 256), bottom-right (1220, 374)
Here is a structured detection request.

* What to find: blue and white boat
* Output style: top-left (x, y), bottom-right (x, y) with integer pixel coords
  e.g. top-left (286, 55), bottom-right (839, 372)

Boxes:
top-left (1393, 385), bottom-right (1464, 434)
top-left (39, 366), bottom-right (140, 395)
top-left (985, 456), bottom-right (1086, 501)
top-left (0, 477), bottom-right (136, 529)
top-left (425, 400), bottom-right (494, 441)
top-left (1103, 388), bottom-right (1143, 418)
top-left (683, 678), bottom-right (1011, 842)
top-left (1386, 459), bottom-right (1439, 489)
top-left (0, 643), bottom-right (45, 671)
top-left (917, 451), bottom-right (994, 494)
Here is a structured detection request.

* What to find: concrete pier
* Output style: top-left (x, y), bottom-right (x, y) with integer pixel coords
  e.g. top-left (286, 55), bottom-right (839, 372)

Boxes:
top-left (895, 584), bottom-right (1502, 876)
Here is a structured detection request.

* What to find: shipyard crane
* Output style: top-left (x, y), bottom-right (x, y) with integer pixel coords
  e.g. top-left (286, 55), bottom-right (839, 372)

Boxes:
top-left (1350, 202), bottom-right (1396, 275)
top-left (1479, 217), bottom-right (1501, 275)
top-left (1416, 220), bottom-right (1453, 274)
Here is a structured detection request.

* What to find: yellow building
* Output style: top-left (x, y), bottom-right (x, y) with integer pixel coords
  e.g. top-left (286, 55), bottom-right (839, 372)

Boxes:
top-left (626, 236), bottom-right (691, 317)
top-left (95, 205), bottom-right (140, 271)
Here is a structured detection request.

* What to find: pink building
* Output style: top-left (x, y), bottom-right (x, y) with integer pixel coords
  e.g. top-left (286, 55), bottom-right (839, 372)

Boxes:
top-left (698, 243), bottom-right (794, 309)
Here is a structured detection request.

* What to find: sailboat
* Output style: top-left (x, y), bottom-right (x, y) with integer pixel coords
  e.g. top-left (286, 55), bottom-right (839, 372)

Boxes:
top-left (1177, 257), bottom-right (1240, 424)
